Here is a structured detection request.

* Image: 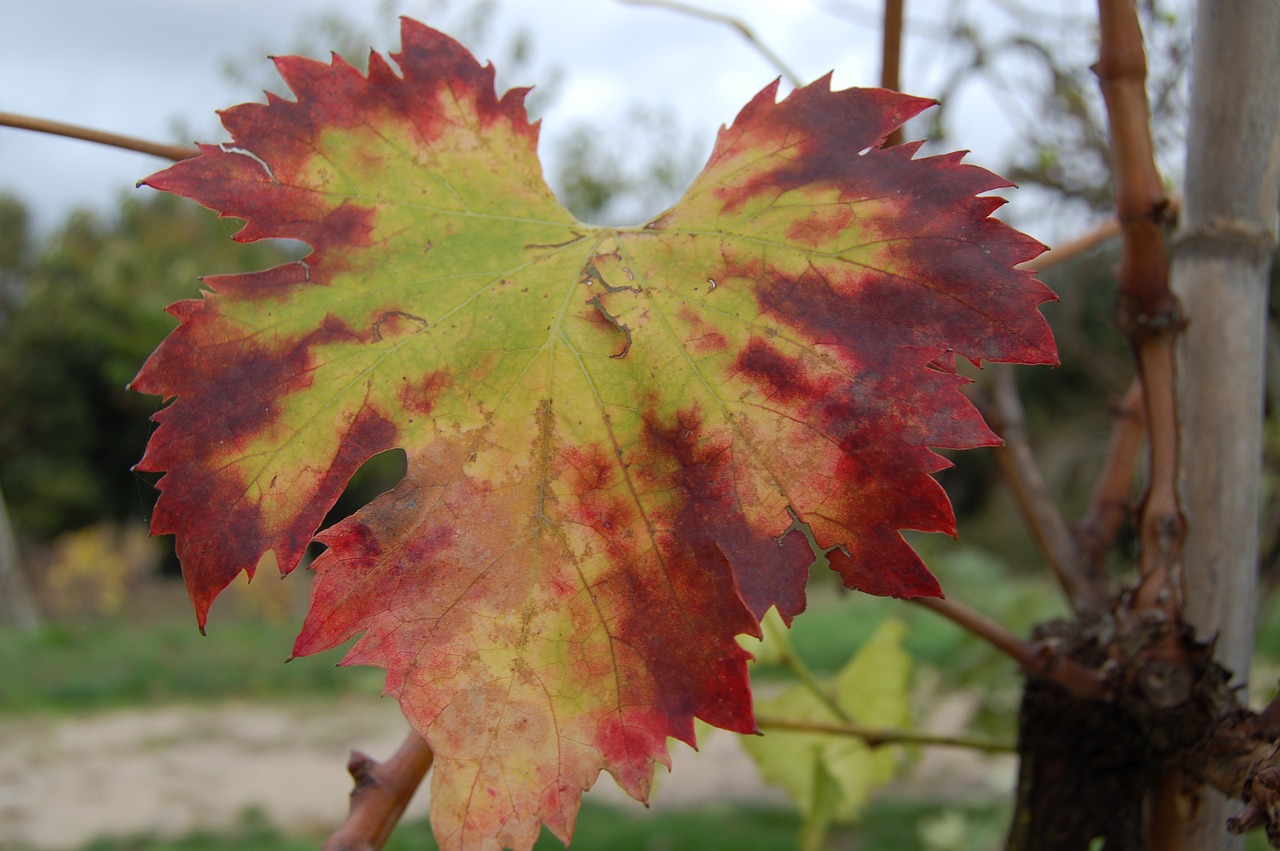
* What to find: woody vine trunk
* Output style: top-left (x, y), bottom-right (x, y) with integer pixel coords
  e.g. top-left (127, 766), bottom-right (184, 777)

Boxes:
top-left (1007, 1), bottom-right (1280, 849)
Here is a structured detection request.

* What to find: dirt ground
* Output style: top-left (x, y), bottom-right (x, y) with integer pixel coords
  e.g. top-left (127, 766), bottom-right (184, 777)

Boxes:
top-left (0, 694), bottom-right (1012, 849)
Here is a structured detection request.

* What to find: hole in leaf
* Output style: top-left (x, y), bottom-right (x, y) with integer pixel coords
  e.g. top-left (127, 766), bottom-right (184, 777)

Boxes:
top-left (307, 448), bottom-right (407, 559)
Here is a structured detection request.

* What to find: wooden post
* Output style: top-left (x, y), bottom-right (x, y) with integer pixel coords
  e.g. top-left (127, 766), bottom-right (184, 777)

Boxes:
top-left (1171, 0), bottom-right (1280, 846)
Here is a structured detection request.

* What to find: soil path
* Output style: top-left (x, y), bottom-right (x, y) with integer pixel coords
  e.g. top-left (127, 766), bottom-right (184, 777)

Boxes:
top-left (0, 695), bottom-right (1009, 849)
top-left (0, 697), bottom-right (780, 849)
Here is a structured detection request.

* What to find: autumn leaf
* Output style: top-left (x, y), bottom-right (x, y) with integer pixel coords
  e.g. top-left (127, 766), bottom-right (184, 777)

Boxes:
top-left (131, 19), bottom-right (1055, 851)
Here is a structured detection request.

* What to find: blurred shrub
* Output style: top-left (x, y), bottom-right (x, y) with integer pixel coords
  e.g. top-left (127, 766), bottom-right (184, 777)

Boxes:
top-left (39, 522), bottom-right (159, 619)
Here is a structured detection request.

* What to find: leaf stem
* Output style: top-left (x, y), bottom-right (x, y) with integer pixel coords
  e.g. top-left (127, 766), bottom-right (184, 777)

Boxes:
top-left (0, 111), bottom-right (193, 162)
top-left (776, 643), bottom-right (855, 725)
top-left (755, 716), bottom-right (1015, 754)
top-left (322, 730), bottom-right (434, 851)
top-left (758, 608), bottom-right (855, 724)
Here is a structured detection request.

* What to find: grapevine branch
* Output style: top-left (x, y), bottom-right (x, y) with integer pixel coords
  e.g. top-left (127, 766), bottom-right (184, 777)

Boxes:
top-left (1095, 0), bottom-right (1185, 619)
top-left (969, 204), bottom-right (1165, 618)
top-left (1024, 217), bottom-right (1120, 274)
top-left (755, 717), bottom-right (1015, 754)
top-left (323, 730), bottom-right (435, 851)
top-left (980, 363), bottom-right (1102, 614)
top-left (911, 595), bottom-right (1105, 700)
top-left (1089, 12), bottom-right (1192, 832)
top-left (880, 0), bottom-right (905, 145)
top-left (0, 111), bottom-right (193, 162)
top-left (1075, 379), bottom-right (1144, 577)
top-left (979, 195), bottom-right (1175, 616)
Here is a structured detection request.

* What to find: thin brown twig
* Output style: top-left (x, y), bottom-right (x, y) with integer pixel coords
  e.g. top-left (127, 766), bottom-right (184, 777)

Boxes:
top-left (616, 0), bottom-right (805, 87)
top-left (1075, 379), bottom-right (1145, 578)
top-left (880, 0), bottom-right (905, 145)
top-left (912, 595), bottom-right (1106, 700)
top-left (1022, 217), bottom-right (1121, 273)
top-left (0, 111), bottom-right (193, 162)
top-left (1016, 211), bottom-right (1119, 276)
top-left (323, 730), bottom-right (434, 851)
top-left (1018, 197), bottom-right (1180, 276)
top-left (981, 365), bottom-right (1106, 614)
top-left (756, 717), bottom-right (1016, 754)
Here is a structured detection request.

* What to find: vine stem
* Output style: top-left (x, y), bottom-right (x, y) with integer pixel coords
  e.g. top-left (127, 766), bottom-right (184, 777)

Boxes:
top-left (880, 0), bottom-right (906, 145)
top-left (322, 730), bottom-right (434, 851)
top-left (0, 111), bottom-right (192, 162)
top-left (1075, 379), bottom-right (1145, 577)
top-left (911, 596), bottom-right (1105, 700)
top-left (755, 717), bottom-right (1015, 754)
top-left (982, 363), bottom-right (1102, 613)
top-left (1094, 0), bottom-right (1185, 620)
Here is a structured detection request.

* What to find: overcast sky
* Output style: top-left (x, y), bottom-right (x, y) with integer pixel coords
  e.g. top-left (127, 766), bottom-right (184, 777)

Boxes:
top-left (2, 0), bottom-right (1111, 237)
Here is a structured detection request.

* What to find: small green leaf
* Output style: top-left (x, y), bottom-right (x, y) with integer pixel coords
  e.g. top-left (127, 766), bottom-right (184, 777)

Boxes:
top-left (745, 618), bottom-right (913, 824)
top-left (737, 605), bottom-right (792, 666)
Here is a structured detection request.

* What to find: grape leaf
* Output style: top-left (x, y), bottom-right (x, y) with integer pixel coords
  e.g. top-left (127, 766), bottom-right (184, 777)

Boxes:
top-left (131, 19), bottom-right (1055, 851)
top-left (743, 617), bottom-right (913, 844)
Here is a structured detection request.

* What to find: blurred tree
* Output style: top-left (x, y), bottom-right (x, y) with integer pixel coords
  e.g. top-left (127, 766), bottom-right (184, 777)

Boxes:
top-left (553, 103), bottom-right (705, 225)
top-left (0, 192), bottom-right (292, 539)
top-left (929, 0), bottom-right (1188, 218)
top-left (0, 484), bottom-right (40, 629)
top-left (0, 194), bottom-right (31, 315)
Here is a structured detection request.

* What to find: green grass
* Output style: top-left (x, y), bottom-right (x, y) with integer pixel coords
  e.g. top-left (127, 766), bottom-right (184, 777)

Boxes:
top-left (0, 617), bottom-right (383, 714)
top-left (17, 797), bottom-right (1276, 851)
top-left (13, 798), bottom-right (1025, 851)
top-left (0, 563), bottom-right (1040, 720)
top-left (12, 803), bottom-right (803, 851)
top-left (0, 543), bottom-right (1061, 717)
